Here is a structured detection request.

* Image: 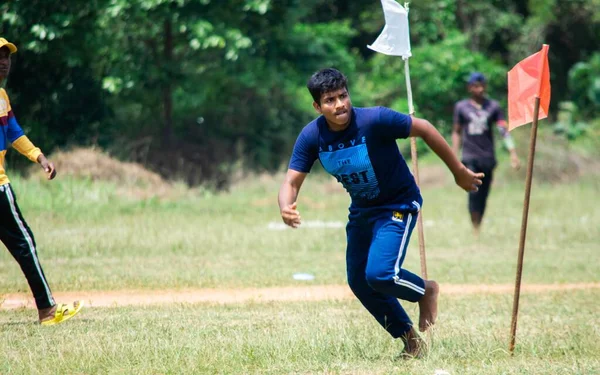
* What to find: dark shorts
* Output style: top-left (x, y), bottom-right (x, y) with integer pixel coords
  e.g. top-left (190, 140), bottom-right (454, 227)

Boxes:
top-left (463, 159), bottom-right (495, 215)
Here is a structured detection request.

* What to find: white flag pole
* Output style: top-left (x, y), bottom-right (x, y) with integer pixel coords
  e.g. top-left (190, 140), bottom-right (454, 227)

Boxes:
top-left (405, 59), bottom-right (427, 279)
top-left (402, 19), bottom-right (427, 279)
top-left (404, 56), bottom-right (414, 115)
top-left (368, 0), bottom-right (427, 279)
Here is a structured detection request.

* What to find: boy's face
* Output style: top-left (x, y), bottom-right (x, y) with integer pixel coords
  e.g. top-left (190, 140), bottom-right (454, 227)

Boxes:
top-left (468, 82), bottom-right (486, 99)
top-left (0, 47), bottom-right (11, 80)
top-left (313, 87), bottom-right (352, 128)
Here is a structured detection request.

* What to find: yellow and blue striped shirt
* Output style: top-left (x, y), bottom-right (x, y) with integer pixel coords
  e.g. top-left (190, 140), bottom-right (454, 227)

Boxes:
top-left (0, 88), bottom-right (42, 185)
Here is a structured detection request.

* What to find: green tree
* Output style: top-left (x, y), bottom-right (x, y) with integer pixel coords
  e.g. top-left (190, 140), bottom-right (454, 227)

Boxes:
top-left (1, 0), bottom-right (599, 185)
top-left (99, 0), bottom-right (361, 184)
top-left (0, 0), bottom-right (113, 158)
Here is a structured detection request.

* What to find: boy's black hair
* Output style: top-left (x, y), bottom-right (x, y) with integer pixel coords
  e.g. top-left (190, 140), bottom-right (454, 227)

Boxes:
top-left (306, 68), bottom-right (348, 104)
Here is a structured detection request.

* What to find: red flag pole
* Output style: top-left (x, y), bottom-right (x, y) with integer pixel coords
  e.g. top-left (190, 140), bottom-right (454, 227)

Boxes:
top-left (508, 44), bottom-right (549, 354)
top-left (508, 96), bottom-right (540, 354)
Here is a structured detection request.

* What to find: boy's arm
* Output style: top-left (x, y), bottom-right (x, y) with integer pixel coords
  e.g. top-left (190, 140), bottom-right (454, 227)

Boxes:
top-left (11, 135), bottom-right (41, 162)
top-left (8, 113), bottom-right (57, 180)
top-left (3, 92), bottom-right (56, 179)
top-left (278, 169), bottom-right (307, 228)
top-left (12, 136), bottom-right (57, 180)
top-left (497, 120), bottom-right (520, 170)
top-left (451, 103), bottom-right (462, 157)
top-left (451, 123), bottom-right (462, 158)
top-left (409, 116), bottom-right (483, 192)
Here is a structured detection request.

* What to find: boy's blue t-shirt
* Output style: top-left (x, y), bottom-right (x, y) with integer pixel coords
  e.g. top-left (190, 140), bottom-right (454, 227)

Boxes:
top-left (289, 106), bottom-right (422, 210)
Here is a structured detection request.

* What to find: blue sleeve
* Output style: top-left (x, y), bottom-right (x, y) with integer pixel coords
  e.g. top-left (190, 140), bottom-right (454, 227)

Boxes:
top-left (288, 125), bottom-right (318, 173)
top-left (7, 114), bottom-right (25, 143)
top-left (377, 106), bottom-right (412, 139)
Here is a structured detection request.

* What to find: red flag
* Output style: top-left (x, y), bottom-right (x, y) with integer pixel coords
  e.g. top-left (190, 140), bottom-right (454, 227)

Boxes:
top-left (508, 44), bottom-right (551, 131)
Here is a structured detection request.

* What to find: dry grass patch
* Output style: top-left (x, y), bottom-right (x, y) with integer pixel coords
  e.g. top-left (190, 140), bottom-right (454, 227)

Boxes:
top-left (28, 147), bottom-right (177, 198)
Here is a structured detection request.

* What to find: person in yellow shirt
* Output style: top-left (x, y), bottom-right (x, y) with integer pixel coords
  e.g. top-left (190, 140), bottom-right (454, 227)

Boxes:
top-left (0, 38), bottom-right (83, 325)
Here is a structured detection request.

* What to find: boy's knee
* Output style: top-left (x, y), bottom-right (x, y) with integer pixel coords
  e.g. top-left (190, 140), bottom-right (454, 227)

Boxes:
top-left (347, 271), bottom-right (370, 295)
top-left (365, 269), bottom-right (394, 292)
top-left (9, 245), bottom-right (31, 259)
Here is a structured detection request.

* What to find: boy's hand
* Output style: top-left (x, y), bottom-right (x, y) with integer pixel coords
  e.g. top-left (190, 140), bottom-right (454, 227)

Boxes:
top-left (281, 202), bottom-right (302, 228)
top-left (37, 154), bottom-right (57, 180)
top-left (510, 153), bottom-right (521, 170)
top-left (454, 166), bottom-right (484, 192)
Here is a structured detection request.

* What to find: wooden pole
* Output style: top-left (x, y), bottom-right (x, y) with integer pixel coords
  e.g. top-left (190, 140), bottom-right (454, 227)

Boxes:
top-left (404, 57), bottom-right (428, 279)
top-left (410, 137), bottom-right (427, 279)
top-left (508, 97), bottom-right (541, 354)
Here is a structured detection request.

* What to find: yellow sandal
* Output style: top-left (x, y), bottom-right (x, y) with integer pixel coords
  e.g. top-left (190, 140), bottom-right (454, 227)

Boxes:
top-left (40, 300), bottom-right (84, 326)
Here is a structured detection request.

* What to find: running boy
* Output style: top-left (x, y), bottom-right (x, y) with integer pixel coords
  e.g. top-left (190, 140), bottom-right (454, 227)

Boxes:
top-left (278, 68), bottom-right (483, 357)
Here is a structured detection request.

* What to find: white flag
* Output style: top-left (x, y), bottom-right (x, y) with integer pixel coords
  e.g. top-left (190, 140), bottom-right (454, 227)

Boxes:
top-left (367, 0), bottom-right (411, 58)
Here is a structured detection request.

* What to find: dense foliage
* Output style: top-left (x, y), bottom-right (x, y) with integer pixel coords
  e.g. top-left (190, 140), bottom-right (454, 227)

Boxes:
top-left (1, 0), bottom-right (599, 185)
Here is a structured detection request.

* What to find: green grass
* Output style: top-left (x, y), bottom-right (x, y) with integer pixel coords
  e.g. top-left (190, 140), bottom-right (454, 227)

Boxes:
top-left (0, 166), bottom-right (599, 373)
top-left (1, 170), bottom-right (598, 291)
top-left (1, 291), bottom-right (598, 374)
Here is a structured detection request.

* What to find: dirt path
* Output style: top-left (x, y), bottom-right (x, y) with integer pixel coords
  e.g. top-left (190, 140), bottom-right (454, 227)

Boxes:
top-left (2, 283), bottom-right (599, 310)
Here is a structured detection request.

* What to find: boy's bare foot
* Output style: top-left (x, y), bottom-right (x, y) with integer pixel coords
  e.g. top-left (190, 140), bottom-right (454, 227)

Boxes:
top-left (418, 280), bottom-right (439, 332)
top-left (399, 327), bottom-right (427, 359)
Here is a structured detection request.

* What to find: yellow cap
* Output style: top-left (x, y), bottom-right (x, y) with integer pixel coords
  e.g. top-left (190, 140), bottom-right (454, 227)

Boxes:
top-left (0, 38), bottom-right (17, 54)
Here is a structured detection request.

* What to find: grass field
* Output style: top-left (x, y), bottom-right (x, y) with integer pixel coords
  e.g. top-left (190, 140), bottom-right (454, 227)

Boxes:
top-left (1, 157), bottom-right (599, 373)
top-left (1, 291), bottom-right (599, 374)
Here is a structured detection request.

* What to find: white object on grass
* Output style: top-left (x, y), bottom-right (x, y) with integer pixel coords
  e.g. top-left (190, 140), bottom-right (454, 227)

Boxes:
top-left (293, 273), bottom-right (315, 281)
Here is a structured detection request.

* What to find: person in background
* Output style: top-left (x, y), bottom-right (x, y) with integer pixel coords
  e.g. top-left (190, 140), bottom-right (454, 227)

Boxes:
top-left (452, 72), bottom-right (521, 235)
